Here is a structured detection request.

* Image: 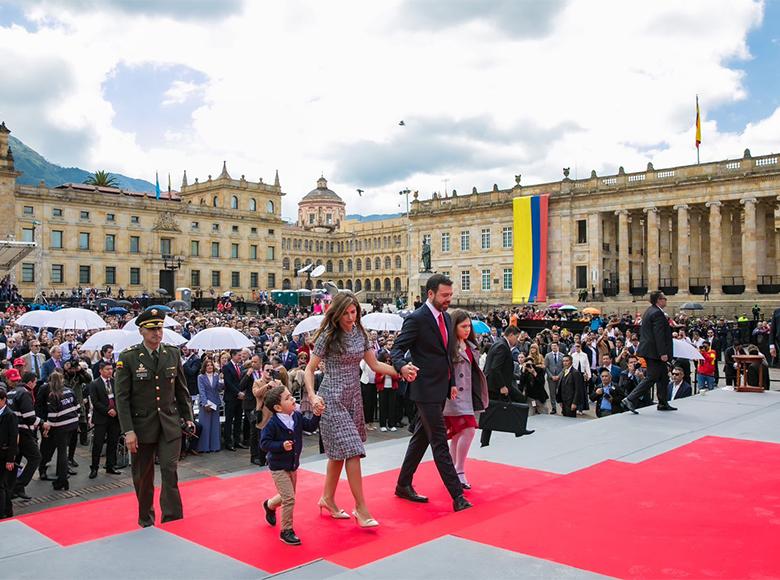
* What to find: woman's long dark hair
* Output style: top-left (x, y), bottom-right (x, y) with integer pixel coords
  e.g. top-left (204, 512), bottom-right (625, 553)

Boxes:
top-left (448, 309), bottom-right (476, 364)
top-left (313, 291), bottom-right (368, 355)
top-left (47, 371), bottom-right (65, 403)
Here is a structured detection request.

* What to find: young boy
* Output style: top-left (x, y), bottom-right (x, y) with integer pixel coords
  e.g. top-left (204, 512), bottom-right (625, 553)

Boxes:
top-left (260, 385), bottom-right (321, 545)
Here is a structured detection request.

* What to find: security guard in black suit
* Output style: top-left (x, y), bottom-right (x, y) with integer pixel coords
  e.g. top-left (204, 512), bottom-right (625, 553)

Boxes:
top-left (115, 308), bottom-right (194, 528)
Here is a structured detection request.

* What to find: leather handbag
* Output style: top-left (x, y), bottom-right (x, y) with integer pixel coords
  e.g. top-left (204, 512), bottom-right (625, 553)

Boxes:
top-left (478, 398), bottom-right (530, 435)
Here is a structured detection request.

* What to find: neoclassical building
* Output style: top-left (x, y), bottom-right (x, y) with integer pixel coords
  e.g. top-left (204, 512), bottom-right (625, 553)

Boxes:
top-left (2, 119), bottom-right (779, 309)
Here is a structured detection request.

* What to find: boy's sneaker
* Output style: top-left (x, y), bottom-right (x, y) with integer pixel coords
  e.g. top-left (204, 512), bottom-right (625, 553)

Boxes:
top-left (380, 427), bottom-right (387, 432)
top-left (280, 529), bottom-right (301, 546)
top-left (390, 426), bottom-right (397, 432)
top-left (263, 499), bottom-right (276, 526)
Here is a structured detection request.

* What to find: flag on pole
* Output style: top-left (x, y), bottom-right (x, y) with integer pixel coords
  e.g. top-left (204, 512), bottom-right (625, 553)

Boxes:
top-left (155, 171), bottom-right (161, 200)
top-left (695, 95), bottom-right (702, 149)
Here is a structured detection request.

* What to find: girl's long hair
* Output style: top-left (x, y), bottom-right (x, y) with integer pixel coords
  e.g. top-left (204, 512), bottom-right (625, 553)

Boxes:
top-left (47, 370), bottom-right (65, 402)
top-left (313, 291), bottom-right (367, 355)
top-left (448, 309), bottom-right (475, 364)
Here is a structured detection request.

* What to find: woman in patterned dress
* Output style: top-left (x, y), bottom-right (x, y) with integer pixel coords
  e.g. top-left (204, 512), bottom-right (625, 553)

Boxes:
top-left (304, 292), bottom-right (403, 528)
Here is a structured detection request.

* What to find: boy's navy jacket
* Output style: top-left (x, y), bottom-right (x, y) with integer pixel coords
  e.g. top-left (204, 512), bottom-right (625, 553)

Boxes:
top-left (260, 411), bottom-right (320, 471)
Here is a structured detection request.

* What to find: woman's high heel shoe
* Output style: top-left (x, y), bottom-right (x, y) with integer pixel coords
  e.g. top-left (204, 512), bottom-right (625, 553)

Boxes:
top-left (317, 498), bottom-right (351, 519)
top-left (352, 510), bottom-right (380, 528)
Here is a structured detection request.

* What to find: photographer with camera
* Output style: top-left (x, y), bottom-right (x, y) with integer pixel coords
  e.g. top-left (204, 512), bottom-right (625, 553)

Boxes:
top-left (251, 362), bottom-right (284, 466)
top-left (517, 352), bottom-right (547, 414)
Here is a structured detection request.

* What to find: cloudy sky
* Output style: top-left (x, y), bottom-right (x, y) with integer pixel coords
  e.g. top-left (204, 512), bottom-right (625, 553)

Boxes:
top-left (1, 0), bottom-right (778, 220)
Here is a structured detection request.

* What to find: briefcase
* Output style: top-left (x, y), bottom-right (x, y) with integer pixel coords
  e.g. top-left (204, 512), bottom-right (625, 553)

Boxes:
top-left (479, 399), bottom-right (530, 435)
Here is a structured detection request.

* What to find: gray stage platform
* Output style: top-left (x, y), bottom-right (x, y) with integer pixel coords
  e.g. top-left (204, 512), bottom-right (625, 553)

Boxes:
top-left (1, 387), bottom-right (777, 579)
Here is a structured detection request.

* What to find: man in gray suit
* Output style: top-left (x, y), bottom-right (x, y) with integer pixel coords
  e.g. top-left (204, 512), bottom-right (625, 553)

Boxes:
top-left (544, 342), bottom-right (564, 414)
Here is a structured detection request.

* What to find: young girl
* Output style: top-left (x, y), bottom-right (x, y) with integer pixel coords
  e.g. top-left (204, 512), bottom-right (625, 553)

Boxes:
top-left (260, 385), bottom-right (321, 546)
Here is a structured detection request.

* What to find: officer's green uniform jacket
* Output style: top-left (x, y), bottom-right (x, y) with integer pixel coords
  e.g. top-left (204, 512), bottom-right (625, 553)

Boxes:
top-left (114, 343), bottom-right (194, 444)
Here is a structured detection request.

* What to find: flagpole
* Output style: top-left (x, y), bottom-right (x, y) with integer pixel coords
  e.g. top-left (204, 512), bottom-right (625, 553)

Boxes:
top-left (695, 94), bottom-right (701, 165)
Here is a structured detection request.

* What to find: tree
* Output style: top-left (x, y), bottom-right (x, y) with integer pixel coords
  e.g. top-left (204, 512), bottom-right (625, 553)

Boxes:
top-left (84, 170), bottom-right (118, 188)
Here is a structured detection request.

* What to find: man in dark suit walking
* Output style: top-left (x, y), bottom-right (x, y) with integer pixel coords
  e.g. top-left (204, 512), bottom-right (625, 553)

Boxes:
top-left (87, 361), bottom-right (122, 479)
top-left (390, 274), bottom-right (472, 512)
top-left (622, 291), bottom-right (676, 413)
top-left (221, 350), bottom-right (247, 451)
top-left (559, 354), bottom-right (585, 418)
top-left (480, 326), bottom-right (523, 446)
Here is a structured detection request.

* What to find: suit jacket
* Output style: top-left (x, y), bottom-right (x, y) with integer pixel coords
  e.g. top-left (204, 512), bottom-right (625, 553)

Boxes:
top-left (558, 367), bottom-right (585, 406)
top-left (637, 305), bottom-right (673, 361)
top-left (0, 408), bottom-right (19, 462)
top-left (280, 351), bottom-right (298, 370)
top-left (41, 357), bottom-right (62, 383)
top-left (87, 376), bottom-right (119, 426)
top-left (182, 355), bottom-right (202, 397)
top-left (723, 346), bottom-right (745, 378)
top-left (240, 369), bottom-right (260, 410)
top-left (221, 361), bottom-right (244, 402)
top-left (772, 307), bottom-right (780, 343)
top-left (22, 351), bottom-right (46, 379)
top-left (543, 351), bottom-right (564, 381)
top-left (667, 381), bottom-right (692, 401)
top-left (484, 338), bottom-right (515, 400)
top-left (390, 303), bottom-right (455, 403)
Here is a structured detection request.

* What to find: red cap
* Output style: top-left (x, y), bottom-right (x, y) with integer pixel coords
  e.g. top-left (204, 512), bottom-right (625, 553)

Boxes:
top-left (4, 368), bottom-right (21, 382)
top-left (13, 357), bottom-right (25, 367)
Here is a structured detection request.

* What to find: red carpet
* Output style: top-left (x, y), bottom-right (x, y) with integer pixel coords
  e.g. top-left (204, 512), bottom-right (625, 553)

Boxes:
top-left (17, 436), bottom-right (780, 578)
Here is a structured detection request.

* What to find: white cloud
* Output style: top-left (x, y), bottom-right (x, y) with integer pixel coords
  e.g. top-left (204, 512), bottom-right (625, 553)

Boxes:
top-left (0, 0), bottom-right (771, 221)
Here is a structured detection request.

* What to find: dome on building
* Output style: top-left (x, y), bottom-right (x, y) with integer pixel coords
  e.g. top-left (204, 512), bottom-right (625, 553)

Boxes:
top-left (300, 176), bottom-right (345, 204)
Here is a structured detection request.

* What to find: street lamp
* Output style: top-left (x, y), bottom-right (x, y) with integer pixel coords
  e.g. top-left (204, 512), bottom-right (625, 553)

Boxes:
top-left (399, 188), bottom-right (411, 304)
top-left (162, 254), bottom-right (183, 271)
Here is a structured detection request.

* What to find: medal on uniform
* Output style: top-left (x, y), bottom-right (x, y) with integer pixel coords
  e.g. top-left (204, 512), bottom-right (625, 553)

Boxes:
top-left (136, 363), bottom-right (149, 379)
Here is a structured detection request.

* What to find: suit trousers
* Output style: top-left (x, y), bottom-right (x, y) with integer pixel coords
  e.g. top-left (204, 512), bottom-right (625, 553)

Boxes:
top-left (222, 398), bottom-right (243, 447)
top-left (361, 382), bottom-right (377, 423)
top-left (50, 428), bottom-right (73, 484)
top-left (546, 378), bottom-right (560, 413)
top-left (91, 419), bottom-right (120, 469)
top-left (398, 401), bottom-right (462, 500)
top-left (0, 465), bottom-right (15, 518)
top-left (268, 469), bottom-right (297, 530)
top-left (378, 389), bottom-right (397, 429)
top-left (626, 358), bottom-right (669, 406)
top-left (131, 438), bottom-right (183, 527)
top-left (15, 432), bottom-right (41, 490)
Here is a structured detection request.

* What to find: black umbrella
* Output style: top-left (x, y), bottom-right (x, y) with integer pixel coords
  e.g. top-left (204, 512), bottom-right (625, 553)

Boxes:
top-left (116, 300), bottom-right (132, 307)
top-left (156, 288), bottom-right (169, 295)
top-left (167, 300), bottom-right (188, 311)
top-left (680, 302), bottom-right (704, 310)
top-left (96, 298), bottom-right (118, 310)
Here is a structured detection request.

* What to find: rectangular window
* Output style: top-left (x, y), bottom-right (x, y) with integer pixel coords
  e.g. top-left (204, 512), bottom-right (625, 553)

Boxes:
top-left (231, 243), bottom-right (239, 259)
top-left (212, 223), bottom-right (220, 232)
top-left (481, 228), bottom-right (491, 250)
top-left (79, 232), bottom-right (90, 250)
top-left (251, 227), bottom-right (258, 235)
top-left (191, 270), bottom-right (201, 287)
top-left (105, 266), bottom-right (116, 285)
top-left (481, 269), bottom-right (491, 291)
top-left (461, 270), bottom-right (471, 291)
top-left (267, 246), bottom-right (275, 260)
top-left (130, 267), bottom-right (140, 285)
top-left (460, 230), bottom-right (470, 251)
top-left (52, 208), bottom-right (63, 218)
top-left (503, 268), bottom-right (512, 290)
top-left (80, 210), bottom-right (90, 220)
top-left (502, 226), bottom-right (512, 249)
top-left (160, 238), bottom-right (172, 256)
top-left (231, 271), bottom-right (240, 287)
top-left (249, 245), bottom-right (257, 260)
top-left (326, 214), bottom-right (332, 224)
top-left (577, 220), bottom-right (587, 244)
top-left (190, 240), bottom-right (199, 257)
top-left (106, 213), bottom-right (115, 222)
top-left (51, 264), bottom-right (64, 284)
top-left (211, 242), bottom-right (220, 258)
top-left (441, 232), bottom-right (450, 252)
top-left (232, 225), bottom-right (239, 233)
top-left (23, 206), bottom-right (33, 216)
top-left (105, 234), bottom-right (116, 252)
top-left (211, 270), bottom-right (221, 287)
top-left (576, 265), bottom-right (587, 288)
top-left (267, 273), bottom-right (276, 288)
top-left (22, 227), bottom-right (34, 243)
top-left (441, 270), bottom-right (450, 279)
top-left (79, 265), bottom-right (91, 284)
top-left (191, 221), bottom-right (199, 230)
top-left (130, 236), bottom-right (140, 253)
top-left (50, 230), bottom-right (63, 249)
top-left (130, 215), bottom-right (139, 225)
top-left (21, 263), bottom-right (34, 282)
top-left (309, 214), bottom-right (315, 224)
top-left (268, 229), bottom-right (274, 235)
top-left (250, 272), bottom-right (259, 288)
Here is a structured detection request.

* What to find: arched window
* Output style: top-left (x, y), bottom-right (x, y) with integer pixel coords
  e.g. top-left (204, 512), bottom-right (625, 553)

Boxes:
top-left (356, 259), bottom-right (362, 271)
top-left (374, 257), bottom-right (381, 270)
top-left (346, 279), bottom-right (353, 290)
top-left (384, 256), bottom-right (391, 270)
top-left (354, 279), bottom-right (361, 292)
top-left (249, 198), bottom-right (257, 211)
top-left (267, 200), bottom-right (275, 213)
top-left (212, 195), bottom-right (219, 207)
top-left (394, 277), bottom-right (402, 292)
top-left (282, 257), bottom-right (290, 270)
top-left (338, 260), bottom-right (344, 273)
top-left (374, 278), bottom-right (381, 291)
top-left (316, 259), bottom-right (322, 266)
top-left (365, 279), bottom-right (371, 291)
top-left (365, 258), bottom-right (371, 271)
top-left (326, 260), bottom-right (333, 273)
top-left (337, 280), bottom-right (344, 289)
top-left (395, 255), bottom-right (402, 269)
top-left (200, 198), bottom-right (205, 205)
top-left (282, 278), bottom-right (291, 290)
top-left (230, 196), bottom-right (238, 209)
top-left (347, 259), bottom-right (353, 272)
top-left (294, 258), bottom-right (301, 270)
top-left (384, 278), bottom-right (391, 292)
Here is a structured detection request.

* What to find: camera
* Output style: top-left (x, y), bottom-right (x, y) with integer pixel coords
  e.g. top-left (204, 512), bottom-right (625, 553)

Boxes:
top-left (271, 369), bottom-right (280, 380)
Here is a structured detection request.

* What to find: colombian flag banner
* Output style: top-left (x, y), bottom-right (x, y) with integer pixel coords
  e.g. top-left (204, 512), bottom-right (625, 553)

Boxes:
top-left (512, 195), bottom-right (549, 304)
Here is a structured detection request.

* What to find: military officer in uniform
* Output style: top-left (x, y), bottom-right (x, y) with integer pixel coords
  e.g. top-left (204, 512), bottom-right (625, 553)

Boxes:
top-left (115, 309), bottom-right (194, 528)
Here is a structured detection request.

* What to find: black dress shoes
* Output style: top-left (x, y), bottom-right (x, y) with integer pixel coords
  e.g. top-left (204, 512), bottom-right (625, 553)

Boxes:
top-left (89, 468), bottom-right (98, 479)
top-left (106, 468), bottom-right (122, 475)
top-left (68, 459), bottom-right (79, 468)
top-left (263, 499), bottom-right (277, 526)
top-left (657, 403), bottom-right (678, 411)
top-left (39, 469), bottom-right (51, 481)
top-left (453, 495), bottom-right (473, 512)
top-left (235, 442), bottom-right (248, 450)
top-left (13, 488), bottom-right (31, 500)
top-left (225, 445), bottom-right (236, 452)
top-left (395, 484), bottom-right (428, 503)
top-left (279, 529), bottom-right (301, 546)
top-left (515, 429), bottom-right (535, 437)
top-left (621, 398), bottom-right (639, 414)
top-left (251, 458), bottom-right (265, 466)
top-left (68, 469), bottom-right (77, 476)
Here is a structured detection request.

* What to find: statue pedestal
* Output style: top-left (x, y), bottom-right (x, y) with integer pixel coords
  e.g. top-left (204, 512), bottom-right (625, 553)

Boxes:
top-left (410, 271), bottom-right (434, 304)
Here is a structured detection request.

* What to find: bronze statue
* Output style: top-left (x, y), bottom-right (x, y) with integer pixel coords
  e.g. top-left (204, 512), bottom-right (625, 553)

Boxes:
top-left (421, 240), bottom-right (432, 272)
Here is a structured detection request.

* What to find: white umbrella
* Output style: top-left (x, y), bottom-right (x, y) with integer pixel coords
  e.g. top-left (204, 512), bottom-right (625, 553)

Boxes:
top-left (186, 327), bottom-right (253, 351)
top-left (292, 315), bottom-right (324, 336)
top-left (361, 312), bottom-right (404, 332)
top-left (80, 329), bottom-right (132, 351)
top-left (81, 329), bottom-right (189, 353)
top-left (46, 308), bottom-right (107, 330)
top-left (123, 314), bottom-right (180, 333)
top-left (673, 339), bottom-right (705, 361)
top-left (14, 310), bottom-right (53, 328)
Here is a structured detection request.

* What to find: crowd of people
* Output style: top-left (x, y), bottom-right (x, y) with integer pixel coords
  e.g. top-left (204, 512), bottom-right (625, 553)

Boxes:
top-left (0, 285), bottom-right (776, 530)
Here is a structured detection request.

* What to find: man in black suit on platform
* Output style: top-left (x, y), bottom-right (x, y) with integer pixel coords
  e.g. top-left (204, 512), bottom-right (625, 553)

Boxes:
top-left (221, 350), bottom-right (247, 451)
top-left (559, 354), bottom-right (585, 418)
top-left (390, 274), bottom-right (472, 512)
top-left (622, 291), bottom-right (676, 414)
top-left (480, 326), bottom-right (524, 447)
top-left (87, 361), bottom-right (123, 478)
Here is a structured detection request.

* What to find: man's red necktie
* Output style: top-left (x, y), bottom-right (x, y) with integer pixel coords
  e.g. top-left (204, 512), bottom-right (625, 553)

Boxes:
top-left (438, 313), bottom-right (448, 346)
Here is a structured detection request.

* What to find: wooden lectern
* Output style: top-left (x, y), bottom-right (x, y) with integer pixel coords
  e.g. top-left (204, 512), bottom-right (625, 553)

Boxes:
top-left (732, 355), bottom-right (766, 393)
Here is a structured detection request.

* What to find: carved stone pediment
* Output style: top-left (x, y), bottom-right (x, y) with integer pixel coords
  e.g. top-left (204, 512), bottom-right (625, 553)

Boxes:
top-left (153, 211), bottom-right (181, 232)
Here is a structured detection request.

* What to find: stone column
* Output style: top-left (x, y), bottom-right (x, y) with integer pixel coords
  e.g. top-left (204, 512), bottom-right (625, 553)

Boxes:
top-left (675, 204), bottom-right (690, 294)
top-left (722, 206), bottom-right (733, 283)
top-left (644, 207), bottom-right (659, 291)
top-left (690, 210), bottom-right (701, 285)
top-left (741, 197), bottom-right (758, 293)
top-left (615, 209), bottom-right (629, 294)
top-left (706, 201), bottom-right (722, 294)
top-left (588, 212), bottom-right (602, 297)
